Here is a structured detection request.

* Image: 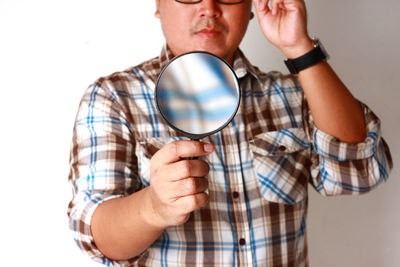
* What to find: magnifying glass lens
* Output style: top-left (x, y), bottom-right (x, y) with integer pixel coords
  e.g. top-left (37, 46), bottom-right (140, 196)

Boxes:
top-left (155, 52), bottom-right (240, 140)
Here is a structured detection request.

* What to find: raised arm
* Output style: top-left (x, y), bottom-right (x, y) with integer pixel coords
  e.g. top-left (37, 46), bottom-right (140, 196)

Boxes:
top-left (252, 0), bottom-right (366, 143)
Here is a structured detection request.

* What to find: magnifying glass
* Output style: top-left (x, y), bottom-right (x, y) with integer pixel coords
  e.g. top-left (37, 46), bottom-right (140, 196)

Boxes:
top-left (155, 51), bottom-right (240, 140)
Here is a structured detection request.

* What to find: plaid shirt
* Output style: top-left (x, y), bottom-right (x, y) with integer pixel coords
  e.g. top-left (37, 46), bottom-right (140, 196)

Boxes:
top-left (68, 46), bottom-right (392, 266)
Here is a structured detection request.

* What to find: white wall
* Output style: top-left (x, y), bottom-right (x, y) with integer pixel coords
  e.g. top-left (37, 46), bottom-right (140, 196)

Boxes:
top-left (0, 1), bottom-right (398, 266)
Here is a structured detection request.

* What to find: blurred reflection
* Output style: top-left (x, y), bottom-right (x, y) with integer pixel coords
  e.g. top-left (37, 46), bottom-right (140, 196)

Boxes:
top-left (156, 52), bottom-right (240, 139)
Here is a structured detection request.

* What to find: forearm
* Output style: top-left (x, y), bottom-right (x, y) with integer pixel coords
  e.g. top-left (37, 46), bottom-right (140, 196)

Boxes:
top-left (91, 187), bottom-right (164, 261)
top-left (298, 60), bottom-right (367, 143)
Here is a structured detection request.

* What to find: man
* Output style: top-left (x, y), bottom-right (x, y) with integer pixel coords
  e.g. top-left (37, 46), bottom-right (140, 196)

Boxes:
top-left (68, 0), bottom-right (392, 266)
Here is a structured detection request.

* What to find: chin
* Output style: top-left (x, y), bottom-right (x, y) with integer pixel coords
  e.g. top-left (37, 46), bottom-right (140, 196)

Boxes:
top-left (194, 46), bottom-right (229, 59)
top-left (172, 43), bottom-right (231, 62)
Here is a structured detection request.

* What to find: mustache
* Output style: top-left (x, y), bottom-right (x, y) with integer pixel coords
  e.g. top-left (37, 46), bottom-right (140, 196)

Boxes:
top-left (191, 18), bottom-right (227, 33)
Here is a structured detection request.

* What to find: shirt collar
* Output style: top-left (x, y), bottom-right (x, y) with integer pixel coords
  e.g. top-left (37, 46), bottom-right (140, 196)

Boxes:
top-left (232, 49), bottom-right (260, 80)
top-left (158, 44), bottom-right (175, 74)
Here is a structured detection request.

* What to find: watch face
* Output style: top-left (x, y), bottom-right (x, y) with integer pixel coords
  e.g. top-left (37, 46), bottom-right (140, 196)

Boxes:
top-left (314, 38), bottom-right (330, 60)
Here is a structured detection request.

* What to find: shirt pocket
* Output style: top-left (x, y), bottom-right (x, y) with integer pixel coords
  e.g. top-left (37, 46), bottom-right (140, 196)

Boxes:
top-left (249, 128), bottom-right (311, 205)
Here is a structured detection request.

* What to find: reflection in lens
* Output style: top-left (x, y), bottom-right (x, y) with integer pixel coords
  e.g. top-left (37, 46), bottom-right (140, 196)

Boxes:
top-left (156, 52), bottom-right (240, 138)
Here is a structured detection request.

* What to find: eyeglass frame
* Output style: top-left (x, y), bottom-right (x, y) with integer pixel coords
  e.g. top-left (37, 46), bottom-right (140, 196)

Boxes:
top-left (175, 0), bottom-right (245, 5)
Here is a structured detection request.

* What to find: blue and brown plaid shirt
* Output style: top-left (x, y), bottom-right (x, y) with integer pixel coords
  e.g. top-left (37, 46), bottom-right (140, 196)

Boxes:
top-left (68, 46), bottom-right (392, 266)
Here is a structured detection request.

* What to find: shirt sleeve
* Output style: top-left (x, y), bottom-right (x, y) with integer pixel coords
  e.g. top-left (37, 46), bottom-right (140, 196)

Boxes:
top-left (307, 101), bottom-right (393, 196)
top-left (67, 79), bottom-right (140, 265)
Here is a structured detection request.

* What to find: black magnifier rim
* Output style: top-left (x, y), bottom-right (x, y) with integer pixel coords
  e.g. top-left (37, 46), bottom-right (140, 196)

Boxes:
top-left (155, 51), bottom-right (241, 140)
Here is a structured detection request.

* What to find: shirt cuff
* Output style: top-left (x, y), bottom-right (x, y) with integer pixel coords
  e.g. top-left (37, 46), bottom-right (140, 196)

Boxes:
top-left (69, 192), bottom-right (123, 262)
top-left (313, 120), bottom-right (380, 162)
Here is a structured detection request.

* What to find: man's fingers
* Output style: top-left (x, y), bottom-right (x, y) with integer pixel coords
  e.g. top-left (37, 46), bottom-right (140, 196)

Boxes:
top-left (172, 177), bottom-right (209, 198)
top-left (151, 176), bottom-right (208, 203)
top-left (253, 0), bottom-right (270, 12)
top-left (269, 0), bottom-right (278, 13)
top-left (174, 192), bottom-right (209, 214)
top-left (272, 0), bottom-right (306, 13)
top-left (148, 141), bottom-right (212, 226)
top-left (150, 159), bottom-right (209, 200)
top-left (161, 159), bottom-right (210, 182)
top-left (151, 141), bottom-right (214, 170)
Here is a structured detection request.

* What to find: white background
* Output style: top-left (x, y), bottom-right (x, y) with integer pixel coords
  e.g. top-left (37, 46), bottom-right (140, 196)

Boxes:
top-left (0, 1), bottom-right (399, 266)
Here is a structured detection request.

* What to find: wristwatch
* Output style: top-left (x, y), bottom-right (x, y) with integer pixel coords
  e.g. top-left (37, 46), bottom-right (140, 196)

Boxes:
top-left (284, 38), bottom-right (328, 74)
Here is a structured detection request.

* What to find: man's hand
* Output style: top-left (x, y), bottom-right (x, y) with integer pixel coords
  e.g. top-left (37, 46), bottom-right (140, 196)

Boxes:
top-left (252, 0), bottom-right (314, 58)
top-left (147, 140), bottom-right (214, 228)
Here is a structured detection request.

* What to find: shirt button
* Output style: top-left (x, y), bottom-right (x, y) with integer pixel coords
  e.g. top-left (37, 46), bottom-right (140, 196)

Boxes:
top-left (232, 191), bottom-right (240, 199)
top-left (279, 145), bottom-right (286, 151)
top-left (239, 238), bottom-right (246, 246)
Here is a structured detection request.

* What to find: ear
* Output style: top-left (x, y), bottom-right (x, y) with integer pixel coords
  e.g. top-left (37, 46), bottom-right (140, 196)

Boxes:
top-left (155, 0), bottom-right (161, 18)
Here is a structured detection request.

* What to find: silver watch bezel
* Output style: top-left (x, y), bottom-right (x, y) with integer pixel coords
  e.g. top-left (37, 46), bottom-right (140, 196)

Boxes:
top-left (312, 37), bottom-right (330, 60)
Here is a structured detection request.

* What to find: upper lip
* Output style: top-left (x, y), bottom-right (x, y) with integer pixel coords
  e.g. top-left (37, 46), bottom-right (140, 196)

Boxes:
top-left (196, 27), bottom-right (221, 33)
top-left (192, 19), bottom-right (227, 35)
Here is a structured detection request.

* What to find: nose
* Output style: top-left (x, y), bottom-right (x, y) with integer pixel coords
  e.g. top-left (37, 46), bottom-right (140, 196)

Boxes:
top-left (199, 0), bottom-right (222, 18)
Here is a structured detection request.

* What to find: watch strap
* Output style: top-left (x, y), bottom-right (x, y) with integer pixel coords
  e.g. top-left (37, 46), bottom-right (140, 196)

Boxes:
top-left (284, 44), bottom-right (327, 74)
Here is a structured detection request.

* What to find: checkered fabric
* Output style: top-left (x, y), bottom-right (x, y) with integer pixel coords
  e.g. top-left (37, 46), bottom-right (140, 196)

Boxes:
top-left (68, 46), bottom-right (392, 266)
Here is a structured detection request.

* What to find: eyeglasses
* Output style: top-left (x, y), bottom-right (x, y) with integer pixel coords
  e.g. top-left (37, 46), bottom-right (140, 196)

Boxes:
top-left (175, 0), bottom-right (245, 5)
